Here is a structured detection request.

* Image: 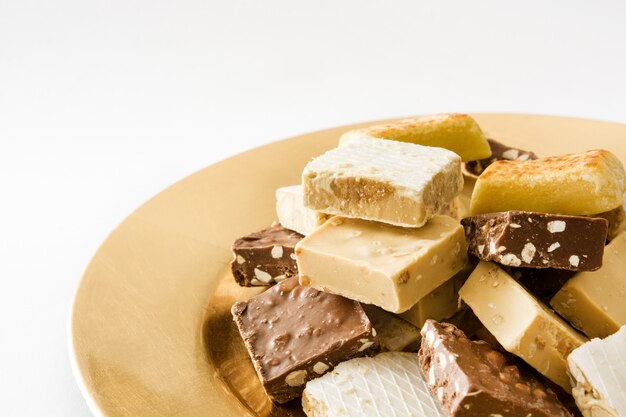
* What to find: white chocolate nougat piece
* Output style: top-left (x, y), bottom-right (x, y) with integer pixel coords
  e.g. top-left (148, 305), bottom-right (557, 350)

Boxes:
top-left (470, 150), bottom-right (626, 216)
top-left (339, 113), bottom-right (491, 162)
top-left (295, 216), bottom-right (467, 314)
top-left (567, 325), bottom-right (626, 417)
top-left (459, 261), bottom-right (587, 392)
top-left (302, 137), bottom-right (463, 228)
top-left (550, 231), bottom-right (626, 339)
top-left (276, 185), bottom-right (330, 235)
top-left (302, 352), bottom-right (444, 417)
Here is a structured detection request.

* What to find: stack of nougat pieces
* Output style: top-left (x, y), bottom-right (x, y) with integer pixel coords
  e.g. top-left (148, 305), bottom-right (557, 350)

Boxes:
top-left (227, 113), bottom-right (626, 417)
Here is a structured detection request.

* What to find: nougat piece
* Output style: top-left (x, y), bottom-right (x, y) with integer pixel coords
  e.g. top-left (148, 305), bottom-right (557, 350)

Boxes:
top-left (302, 352), bottom-right (444, 417)
top-left (231, 277), bottom-right (378, 403)
top-left (439, 196), bottom-right (468, 220)
top-left (276, 185), bottom-right (330, 236)
top-left (550, 231), bottom-right (626, 339)
top-left (339, 113), bottom-right (491, 161)
top-left (469, 150), bottom-right (626, 216)
top-left (465, 138), bottom-right (538, 176)
top-left (296, 216), bottom-right (467, 313)
top-left (419, 320), bottom-right (572, 417)
top-left (231, 225), bottom-right (303, 286)
top-left (462, 211), bottom-right (608, 271)
top-left (567, 325), bottom-right (626, 417)
top-left (362, 304), bottom-right (420, 352)
top-left (459, 261), bottom-right (587, 391)
top-left (302, 136), bottom-right (463, 228)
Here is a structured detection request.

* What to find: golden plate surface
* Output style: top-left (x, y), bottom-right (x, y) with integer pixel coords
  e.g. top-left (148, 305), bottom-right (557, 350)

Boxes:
top-left (70, 114), bottom-right (626, 417)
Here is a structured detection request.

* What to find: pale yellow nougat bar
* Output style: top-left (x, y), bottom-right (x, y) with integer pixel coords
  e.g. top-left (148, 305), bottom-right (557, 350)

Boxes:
top-left (295, 216), bottom-right (467, 314)
top-left (302, 137), bottom-right (463, 228)
top-left (550, 231), bottom-right (626, 339)
top-left (470, 150), bottom-right (626, 215)
top-left (339, 113), bottom-right (491, 162)
top-left (459, 261), bottom-right (587, 392)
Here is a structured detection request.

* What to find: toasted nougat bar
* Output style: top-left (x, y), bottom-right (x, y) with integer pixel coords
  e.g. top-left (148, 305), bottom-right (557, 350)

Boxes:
top-left (469, 150), bottom-right (626, 216)
top-left (302, 137), bottom-right (463, 228)
top-left (339, 113), bottom-right (491, 162)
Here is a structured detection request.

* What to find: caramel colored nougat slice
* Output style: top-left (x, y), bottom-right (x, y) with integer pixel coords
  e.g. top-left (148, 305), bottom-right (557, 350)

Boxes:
top-left (295, 216), bottom-right (467, 314)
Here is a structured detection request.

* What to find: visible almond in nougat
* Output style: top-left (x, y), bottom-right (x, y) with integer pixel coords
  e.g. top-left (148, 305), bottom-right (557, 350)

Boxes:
top-left (339, 113), bottom-right (491, 162)
top-left (302, 136), bottom-right (463, 228)
top-left (295, 216), bottom-right (467, 314)
top-left (469, 150), bottom-right (626, 216)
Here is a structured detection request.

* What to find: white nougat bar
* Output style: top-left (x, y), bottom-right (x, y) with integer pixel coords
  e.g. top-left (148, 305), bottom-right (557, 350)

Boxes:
top-left (302, 137), bottom-right (463, 228)
top-left (295, 216), bottom-right (467, 314)
top-left (567, 325), bottom-right (626, 417)
top-left (302, 352), bottom-right (444, 417)
top-left (551, 231), bottom-right (626, 339)
top-left (276, 185), bottom-right (330, 235)
top-left (459, 261), bottom-right (587, 392)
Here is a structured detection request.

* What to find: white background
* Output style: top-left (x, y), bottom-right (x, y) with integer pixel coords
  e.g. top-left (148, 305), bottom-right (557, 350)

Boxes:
top-left (1, 1), bottom-right (626, 415)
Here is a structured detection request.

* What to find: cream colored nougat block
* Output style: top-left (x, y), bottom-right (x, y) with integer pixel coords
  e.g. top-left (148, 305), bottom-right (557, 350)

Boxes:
top-left (295, 216), bottom-right (467, 314)
top-left (470, 150), bottom-right (626, 215)
top-left (302, 137), bottom-right (463, 228)
top-left (550, 231), bottom-right (626, 339)
top-left (276, 185), bottom-right (330, 235)
top-left (567, 326), bottom-right (626, 417)
top-left (459, 261), bottom-right (587, 392)
top-left (362, 304), bottom-right (420, 352)
top-left (339, 113), bottom-right (491, 162)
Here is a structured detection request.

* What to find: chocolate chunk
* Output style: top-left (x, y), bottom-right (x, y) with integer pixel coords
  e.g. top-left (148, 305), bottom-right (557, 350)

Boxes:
top-left (231, 225), bottom-right (303, 286)
top-left (418, 320), bottom-right (572, 417)
top-left (461, 211), bottom-right (608, 271)
top-left (231, 276), bottom-right (379, 403)
top-left (465, 138), bottom-right (538, 176)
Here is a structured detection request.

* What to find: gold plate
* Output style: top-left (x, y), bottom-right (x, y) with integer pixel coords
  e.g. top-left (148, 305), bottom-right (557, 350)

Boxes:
top-left (70, 114), bottom-right (626, 417)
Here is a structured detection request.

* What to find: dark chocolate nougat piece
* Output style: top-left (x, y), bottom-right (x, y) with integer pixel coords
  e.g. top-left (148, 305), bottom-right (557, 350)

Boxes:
top-left (418, 320), bottom-right (572, 417)
top-left (231, 224), bottom-right (303, 286)
top-left (231, 276), bottom-right (379, 403)
top-left (461, 211), bottom-right (608, 271)
top-left (465, 138), bottom-right (538, 176)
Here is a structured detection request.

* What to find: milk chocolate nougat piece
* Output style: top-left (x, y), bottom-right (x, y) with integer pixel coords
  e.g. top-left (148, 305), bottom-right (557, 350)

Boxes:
top-left (231, 225), bottom-right (303, 286)
top-left (469, 150), bottom-right (626, 216)
top-left (231, 276), bottom-right (378, 403)
top-left (302, 136), bottom-right (463, 228)
top-left (462, 211), bottom-right (608, 271)
top-left (465, 138), bottom-right (538, 176)
top-left (339, 113), bottom-right (491, 162)
top-left (418, 320), bottom-right (572, 417)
